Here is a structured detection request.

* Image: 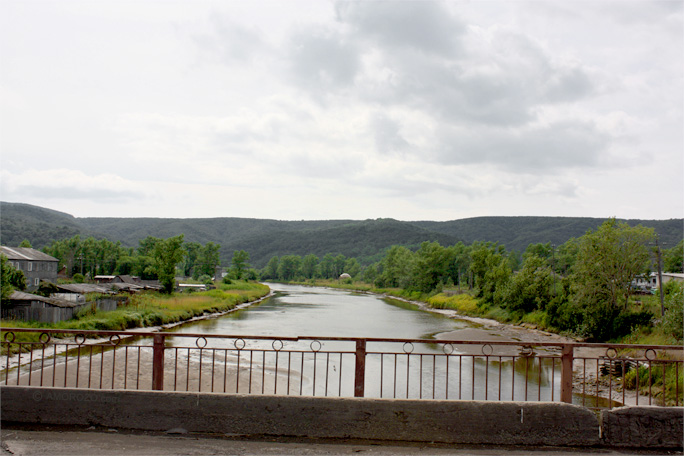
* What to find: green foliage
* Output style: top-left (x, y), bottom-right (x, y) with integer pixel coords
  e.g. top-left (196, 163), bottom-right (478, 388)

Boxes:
top-left (572, 219), bottom-right (654, 311)
top-left (663, 240), bottom-right (683, 273)
top-left (72, 273), bottom-right (85, 283)
top-left (278, 255), bottom-right (302, 280)
top-left (231, 249), bottom-right (250, 280)
top-left (35, 281), bottom-right (59, 297)
top-left (1, 255), bottom-right (27, 300)
top-left (375, 246), bottom-right (414, 288)
top-left (152, 235), bottom-right (186, 293)
top-left (662, 282), bottom-right (683, 342)
top-left (300, 254), bottom-right (319, 279)
top-left (501, 254), bottom-right (552, 313)
top-left (198, 242), bottom-right (221, 277)
top-left (469, 242), bottom-right (511, 305)
top-left (4, 203), bottom-right (682, 270)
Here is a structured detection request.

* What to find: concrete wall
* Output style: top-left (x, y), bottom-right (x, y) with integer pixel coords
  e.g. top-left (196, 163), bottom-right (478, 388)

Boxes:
top-left (1, 386), bottom-right (599, 446)
top-left (2, 387), bottom-right (682, 448)
top-left (601, 406), bottom-right (683, 448)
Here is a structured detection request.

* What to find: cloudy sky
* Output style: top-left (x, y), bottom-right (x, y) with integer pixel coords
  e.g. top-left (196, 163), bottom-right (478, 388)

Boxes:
top-left (1, 1), bottom-right (682, 221)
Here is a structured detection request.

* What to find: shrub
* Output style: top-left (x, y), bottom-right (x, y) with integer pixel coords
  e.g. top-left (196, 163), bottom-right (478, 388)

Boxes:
top-left (662, 282), bottom-right (683, 342)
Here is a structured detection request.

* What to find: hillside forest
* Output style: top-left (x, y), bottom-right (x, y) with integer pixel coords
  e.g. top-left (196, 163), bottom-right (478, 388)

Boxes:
top-left (2, 217), bottom-right (682, 344)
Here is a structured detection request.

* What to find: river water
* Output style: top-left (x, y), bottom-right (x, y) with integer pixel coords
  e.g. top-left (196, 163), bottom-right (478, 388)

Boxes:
top-left (161, 283), bottom-right (564, 401)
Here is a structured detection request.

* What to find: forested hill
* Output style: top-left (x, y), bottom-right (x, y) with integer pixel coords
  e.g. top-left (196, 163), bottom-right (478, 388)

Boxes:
top-left (1, 202), bottom-right (681, 268)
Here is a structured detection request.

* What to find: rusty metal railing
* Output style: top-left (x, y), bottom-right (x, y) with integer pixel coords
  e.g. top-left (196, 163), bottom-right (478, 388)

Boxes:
top-left (1, 328), bottom-right (682, 410)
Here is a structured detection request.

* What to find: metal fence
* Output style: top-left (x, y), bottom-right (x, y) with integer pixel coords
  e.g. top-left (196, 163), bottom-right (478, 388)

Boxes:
top-left (2, 328), bottom-right (682, 410)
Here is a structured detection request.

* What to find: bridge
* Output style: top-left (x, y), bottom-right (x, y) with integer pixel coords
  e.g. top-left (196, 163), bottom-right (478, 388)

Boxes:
top-left (1, 328), bottom-right (682, 449)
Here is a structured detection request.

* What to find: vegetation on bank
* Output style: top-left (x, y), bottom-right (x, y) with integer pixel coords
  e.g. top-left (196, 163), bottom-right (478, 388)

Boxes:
top-left (0, 281), bottom-right (269, 353)
top-left (3, 217), bottom-right (682, 345)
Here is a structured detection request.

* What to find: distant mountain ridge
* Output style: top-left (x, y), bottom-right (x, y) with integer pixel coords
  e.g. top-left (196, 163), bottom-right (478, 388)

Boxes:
top-left (1, 202), bottom-right (681, 268)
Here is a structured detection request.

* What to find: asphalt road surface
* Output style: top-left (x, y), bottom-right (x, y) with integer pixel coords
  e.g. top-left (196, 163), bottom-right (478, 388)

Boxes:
top-left (1, 425), bottom-right (680, 456)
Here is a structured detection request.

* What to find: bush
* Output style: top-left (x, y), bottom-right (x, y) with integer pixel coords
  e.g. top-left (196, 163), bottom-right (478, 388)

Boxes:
top-left (662, 282), bottom-right (683, 342)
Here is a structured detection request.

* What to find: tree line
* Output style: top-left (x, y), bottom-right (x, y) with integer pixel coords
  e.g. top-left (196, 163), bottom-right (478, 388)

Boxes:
top-left (2, 218), bottom-right (682, 341)
top-left (258, 219), bottom-right (683, 341)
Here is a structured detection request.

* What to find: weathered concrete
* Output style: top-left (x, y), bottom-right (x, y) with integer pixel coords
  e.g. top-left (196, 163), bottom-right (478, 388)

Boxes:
top-left (601, 406), bottom-right (683, 449)
top-left (1, 386), bottom-right (600, 446)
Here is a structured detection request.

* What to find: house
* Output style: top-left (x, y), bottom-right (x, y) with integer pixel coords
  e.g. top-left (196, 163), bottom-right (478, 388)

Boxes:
top-left (0, 246), bottom-right (59, 291)
top-left (632, 272), bottom-right (684, 292)
top-left (1, 290), bottom-right (87, 323)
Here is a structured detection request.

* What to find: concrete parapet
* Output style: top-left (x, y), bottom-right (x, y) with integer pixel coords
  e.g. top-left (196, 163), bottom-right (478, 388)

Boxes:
top-left (601, 406), bottom-right (683, 449)
top-left (1, 386), bottom-right (599, 446)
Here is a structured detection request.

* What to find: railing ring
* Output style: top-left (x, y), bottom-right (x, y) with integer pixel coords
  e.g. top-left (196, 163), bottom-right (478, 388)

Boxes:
top-left (272, 339), bottom-right (283, 351)
top-left (196, 337), bottom-right (208, 349)
top-left (310, 340), bottom-right (322, 352)
top-left (481, 343), bottom-right (493, 356)
top-left (109, 334), bottom-right (121, 346)
top-left (39, 332), bottom-right (51, 345)
top-left (442, 343), bottom-right (454, 355)
top-left (3, 332), bottom-right (16, 343)
top-left (644, 348), bottom-right (657, 361)
top-left (74, 334), bottom-right (86, 345)
top-left (605, 347), bottom-right (618, 359)
top-left (519, 345), bottom-right (534, 357)
top-left (403, 342), bottom-right (414, 354)
top-left (234, 338), bottom-right (246, 350)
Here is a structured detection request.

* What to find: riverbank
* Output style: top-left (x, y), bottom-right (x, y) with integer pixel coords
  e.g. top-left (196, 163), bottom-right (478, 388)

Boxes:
top-left (0, 281), bottom-right (271, 357)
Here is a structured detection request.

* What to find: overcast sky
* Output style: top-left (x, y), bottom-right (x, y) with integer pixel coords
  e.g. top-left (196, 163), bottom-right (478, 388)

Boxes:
top-left (1, 1), bottom-right (682, 221)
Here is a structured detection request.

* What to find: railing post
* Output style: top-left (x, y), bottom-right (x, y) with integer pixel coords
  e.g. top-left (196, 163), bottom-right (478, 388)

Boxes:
top-left (354, 339), bottom-right (366, 397)
top-left (152, 334), bottom-right (165, 391)
top-left (560, 344), bottom-right (574, 403)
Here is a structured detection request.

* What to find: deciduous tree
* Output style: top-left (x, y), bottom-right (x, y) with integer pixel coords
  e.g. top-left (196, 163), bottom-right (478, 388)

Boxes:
top-left (153, 235), bottom-right (186, 293)
top-left (572, 218), bottom-right (654, 311)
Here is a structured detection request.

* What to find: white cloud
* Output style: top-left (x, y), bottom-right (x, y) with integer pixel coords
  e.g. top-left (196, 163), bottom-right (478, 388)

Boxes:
top-left (0, 0), bottom-right (681, 221)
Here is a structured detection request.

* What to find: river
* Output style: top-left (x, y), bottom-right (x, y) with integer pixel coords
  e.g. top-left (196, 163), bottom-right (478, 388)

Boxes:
top-left (160, 283), bottom-right (566, 401)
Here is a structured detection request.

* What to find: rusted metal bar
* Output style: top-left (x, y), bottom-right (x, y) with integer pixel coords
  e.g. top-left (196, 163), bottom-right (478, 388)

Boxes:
top-left (560, 344), bottom-right (574, 404)
top-left (354, 339), bottom-right (366, 397)
top-left (3, 329), bottom-right (683, 410)
top-left (152, 334), bottom-right (165, 391)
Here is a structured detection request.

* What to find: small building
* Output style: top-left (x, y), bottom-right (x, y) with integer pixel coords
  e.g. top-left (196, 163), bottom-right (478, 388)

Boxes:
top-left (0, 246), bottom-right (59, 291)
top-left (632, 272), bottom-right (684, 291)
top-left (1, 291), bottom-right (87, 323)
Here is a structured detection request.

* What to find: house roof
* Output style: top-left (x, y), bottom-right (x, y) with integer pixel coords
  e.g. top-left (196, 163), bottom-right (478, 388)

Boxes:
top-left (9, 291), bottom-right (80, 308)
top-left (0, 246), bottom-right (58, 262)
top-left (56, 283), bottom-right (115, 294)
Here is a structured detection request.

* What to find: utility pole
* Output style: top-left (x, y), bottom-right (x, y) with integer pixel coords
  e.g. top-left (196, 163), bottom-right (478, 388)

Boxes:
top-left (653, 237), bottom-right (665, 317)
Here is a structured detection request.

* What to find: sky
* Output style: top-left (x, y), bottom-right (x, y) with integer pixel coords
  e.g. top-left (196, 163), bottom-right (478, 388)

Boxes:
top-left (0, 0), bottom-right (682, 222)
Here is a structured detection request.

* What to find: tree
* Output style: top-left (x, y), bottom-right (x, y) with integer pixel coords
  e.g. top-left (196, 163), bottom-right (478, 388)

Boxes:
top-left (301, 254), bottom-right (319, 279)
top-left (319, 254), bottom-right (335, 279)
top-left (469, 242), bottom-right (511, 305)
top-left (18, 239), bottom-right (32, 248)
top-left (376, 246), bottom-right (414, 288)
top-left (153, 235), bottom-right (186, 293)
top-left (263, 256), bottom-right (279, 280)
top-left (343, 257), bottom-right (362, 278)
top-left (572, 218), bottom-right (654, 311)
top-left (1, 255), bottom-right (26, 300)
top-left (410, 241), bottom-right (451, 293)
top-left (278, 255), bottom-right (301, 280)
top-left (664, 240), bottom-right (683, 273)
top-left (183, 241), bottom-right (202, 277)
top-left (502, 254), bottom-right (552, 314)
top-left (198, 242), bottom-right (221, 277)
top-left (231, 250), bottom-right (250, 280)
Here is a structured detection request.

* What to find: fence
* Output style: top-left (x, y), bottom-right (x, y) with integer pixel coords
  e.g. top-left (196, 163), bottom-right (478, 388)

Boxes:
top-left (1, 328), bottom-right (682, 410)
